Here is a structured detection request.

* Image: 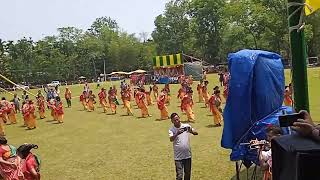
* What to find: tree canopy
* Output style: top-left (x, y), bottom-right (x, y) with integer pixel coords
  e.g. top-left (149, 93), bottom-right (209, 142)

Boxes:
top-left (1, 0), bottom-right (320, 84)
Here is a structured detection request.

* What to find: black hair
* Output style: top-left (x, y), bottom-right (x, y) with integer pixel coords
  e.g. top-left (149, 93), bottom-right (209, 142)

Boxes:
top-left (170, 113), bottom-right (179, 120)
top-left (214, 90), bottom-right (221, 94)
top-left (285, 86), bottom-right (289, 89)
top-left (266, 125), bottom-right (283, 136)
top-left (0, 136), bottom-right (7, 145)
top-left (17, 144), bottom-right (38, 159)
top-left (214, 86), bottom-right (219, 91)
top-left (56, 96), bottom-right (61, 101)
top-left (1, 97), bottom-right (5, 100)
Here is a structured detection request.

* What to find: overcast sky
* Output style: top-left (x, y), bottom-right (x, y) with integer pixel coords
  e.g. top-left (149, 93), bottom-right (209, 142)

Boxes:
top-left (0, 0), bottom-right (167, 41)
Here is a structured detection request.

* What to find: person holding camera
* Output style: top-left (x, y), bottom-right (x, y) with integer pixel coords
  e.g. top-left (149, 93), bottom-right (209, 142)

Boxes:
top-left (169, 113), bottom-right (198, 180)
top-left (292, 110), bottom-right (320, 141)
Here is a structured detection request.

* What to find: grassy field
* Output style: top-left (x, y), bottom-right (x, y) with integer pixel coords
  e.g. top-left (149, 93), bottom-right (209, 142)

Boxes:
top-left (0, 68), bottom-right (319, 180)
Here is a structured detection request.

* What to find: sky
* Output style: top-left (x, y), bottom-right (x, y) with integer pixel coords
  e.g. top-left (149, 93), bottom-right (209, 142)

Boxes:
top-left (0, 0), bottom-right (167, 41)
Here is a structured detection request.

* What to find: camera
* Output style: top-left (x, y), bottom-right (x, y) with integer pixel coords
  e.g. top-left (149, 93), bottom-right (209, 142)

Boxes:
top-left (182, 127), bottom-right (191, 132)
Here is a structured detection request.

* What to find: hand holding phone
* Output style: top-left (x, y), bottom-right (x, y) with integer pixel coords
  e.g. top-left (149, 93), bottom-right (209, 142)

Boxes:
top-left (279, 113), bottom-right (304, 127)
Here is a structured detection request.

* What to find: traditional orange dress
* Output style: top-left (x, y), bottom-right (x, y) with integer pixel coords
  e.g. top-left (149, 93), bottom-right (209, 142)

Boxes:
top-left (202, 85), bottom-right (209, 107)
top-left (87, 94), bottom-right (96, 112)
top-left (55, 101), bottom-right (64, 123)
top-left (80, 94), bottom-right (87, 110)
top-left (0, 108), bottom-right (6, 136)
top-left (209, 94), bottom-right (223, 125)
top-left (7, 103), bottom-right (17, 124)
top-left (284, 89), bottom-right (293, 106)
top-left (157, 94), bottom-right (169, 120)
top-left (27, 103), bottom-right (36, 129)
top-left (108, 90), bottom-right (117, 114)
top-left (137, 91), bottom-right (150, 118)
top-left (22, 103), bottom-right (29, 125)
top-left (197, 84), bottom-right (204, 102)
top-left (98, 90), bottom-right (109, 113)
top-left (145, 91), bottom-right (153, 106)
top-left (152, 85), bottom-right (159, 100)
top-left (181, 95), bottom-right (195, 121)
top-left (177, 87), bottom-right (186, 101)
top-left (37, 96), bottom-right (46, 119)
top-left (0, 101), bottom-right (9, 124)
top-left (122, 91), bottom-right (133, 116)
top-left (49, 99), bottom-right (57, 121)
top-left (0, 145), bottom-right (24, 179)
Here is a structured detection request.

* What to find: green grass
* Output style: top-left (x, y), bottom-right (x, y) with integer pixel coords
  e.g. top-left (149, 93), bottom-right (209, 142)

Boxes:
top-left (0, 68), bottom-right (319, 180)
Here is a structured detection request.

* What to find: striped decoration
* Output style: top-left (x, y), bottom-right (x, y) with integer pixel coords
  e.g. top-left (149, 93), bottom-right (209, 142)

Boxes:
top-left (153, 53), bottom-right (183, 68)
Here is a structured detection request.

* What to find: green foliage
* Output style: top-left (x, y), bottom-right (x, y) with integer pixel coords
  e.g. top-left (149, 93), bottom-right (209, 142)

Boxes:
top-left (1, 17), bottom-right (153, 84)
top-left (153, 0), bottom-right (320, 62)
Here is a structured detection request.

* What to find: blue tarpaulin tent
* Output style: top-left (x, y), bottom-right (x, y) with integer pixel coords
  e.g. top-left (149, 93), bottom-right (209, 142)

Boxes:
top-left (221, 49), bottom-right (291, 163)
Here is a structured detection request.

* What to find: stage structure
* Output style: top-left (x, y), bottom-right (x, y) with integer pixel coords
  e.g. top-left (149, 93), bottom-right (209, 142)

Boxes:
top-left (152, 53), bottom-right (203, 82)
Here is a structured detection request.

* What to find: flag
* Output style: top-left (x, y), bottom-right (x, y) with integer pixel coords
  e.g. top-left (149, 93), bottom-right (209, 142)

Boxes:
top-left (305, 0), bottom-right (320, 16)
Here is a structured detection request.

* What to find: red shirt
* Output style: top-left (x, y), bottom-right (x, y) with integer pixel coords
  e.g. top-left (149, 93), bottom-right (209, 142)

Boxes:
top-left (22, 153), bottom-right (40, 180)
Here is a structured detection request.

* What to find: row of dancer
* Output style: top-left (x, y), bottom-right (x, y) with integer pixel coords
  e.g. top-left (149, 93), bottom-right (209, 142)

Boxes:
top-left (0, 91), bottom-right (65, 136)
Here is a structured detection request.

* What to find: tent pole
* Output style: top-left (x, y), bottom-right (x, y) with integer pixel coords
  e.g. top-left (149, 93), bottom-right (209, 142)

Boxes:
top-left (287, 0), bottom-right (310, 112)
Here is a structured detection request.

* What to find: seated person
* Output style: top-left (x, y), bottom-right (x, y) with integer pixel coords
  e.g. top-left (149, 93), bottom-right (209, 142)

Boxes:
top-left (256, 125), bottom-right (283, 180)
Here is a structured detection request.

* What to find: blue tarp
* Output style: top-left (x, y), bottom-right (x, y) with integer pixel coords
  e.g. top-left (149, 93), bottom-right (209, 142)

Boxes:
top-left (221, 49), bottom-right (287, 162)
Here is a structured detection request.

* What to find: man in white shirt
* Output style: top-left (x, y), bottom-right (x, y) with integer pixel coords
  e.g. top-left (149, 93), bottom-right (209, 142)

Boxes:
top-left (169, 113), bottom-right (198, 180)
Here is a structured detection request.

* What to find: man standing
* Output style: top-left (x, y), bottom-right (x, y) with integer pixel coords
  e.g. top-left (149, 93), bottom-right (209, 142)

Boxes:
top-left (65, 87), bottom-right (72, 108)
top-left (169, 113), bottom-right (198, 180)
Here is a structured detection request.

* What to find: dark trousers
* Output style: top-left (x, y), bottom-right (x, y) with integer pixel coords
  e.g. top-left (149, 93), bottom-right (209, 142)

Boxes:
top-left (175, 158), bottom-right (191, 180)
top-left (66, 99), bottom-right (71, 107)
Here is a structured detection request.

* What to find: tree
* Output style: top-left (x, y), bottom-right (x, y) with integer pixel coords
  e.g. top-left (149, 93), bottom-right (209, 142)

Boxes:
top-left (152, 0), bottom-right (191, 54)
top-left (189, 0), bottom-right (225, 63)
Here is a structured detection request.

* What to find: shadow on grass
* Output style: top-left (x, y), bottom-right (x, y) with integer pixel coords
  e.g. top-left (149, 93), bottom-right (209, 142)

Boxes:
top-left (106, 113), bottom-right (116, 116)
top-left (46, 120), bottom-right (56, 122)
top-left (52, 122), bottom-right (62, 125)
top-left (25, 128), bottom-right (36, 131)
top-left (230, 165), bottom-right (263, 180)
top-left (201, 106), bottom-right (208, 109)
top-left (207, 114), bottom-right (213, 116)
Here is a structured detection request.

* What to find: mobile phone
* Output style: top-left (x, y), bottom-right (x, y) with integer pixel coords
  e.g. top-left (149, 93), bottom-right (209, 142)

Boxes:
top-left (279, 113), bottom-right (304, 127)
top-left (183, 127), bottom-right (191, 132)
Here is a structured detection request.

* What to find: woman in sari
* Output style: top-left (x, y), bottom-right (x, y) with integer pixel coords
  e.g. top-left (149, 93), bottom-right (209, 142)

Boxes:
top-left (208, 90), bottom-right (223, 126)
top-left (157, 92), bottom-right (169, 120)
top-left (26, 100), bottom-right (36, 130)
top-left (136, 89), bottom-right (151, 118)
top-left (181, 90), bottom-right (195, 122)
top-left (17, 144), bottom-right (40, 180)
top-left (98, 88), bottom-right (108, 113)
top-left (152, 84), bottom-right (159, 100)
top-left (122, 89), bottom-right (133, 116)
top-left (0, 137), bottom-right (24, 180)
top-left (79, 91), bottom-right (87, 110)
top-left (196, 82), bottom-right (204, 103)
top-left (54, 97), bottom-right (64, 124)
top-left (7, 103), bottom-right (17, 124)
top-left (0, 105), bottom-right (6, 136)
top-left (86, 91), bottom-right (96, 112)
top-left (202, 81), bottom-right (210, 107)
top-left (108, 88), bottom-right (117, 114)
top-left (36, 95), bottom-right (46, 119)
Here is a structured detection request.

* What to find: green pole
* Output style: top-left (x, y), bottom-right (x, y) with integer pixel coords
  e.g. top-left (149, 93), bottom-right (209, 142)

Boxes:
top-left (287, 0), bottom-right (310, 112)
